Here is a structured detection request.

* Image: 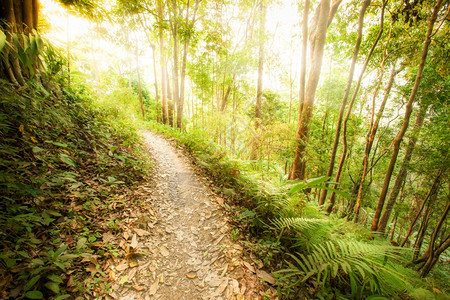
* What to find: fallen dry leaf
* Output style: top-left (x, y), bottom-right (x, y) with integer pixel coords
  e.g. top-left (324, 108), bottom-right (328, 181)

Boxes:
top-left (116, 264), bottom-right (128, 272)
top-left (108, 270), bottom-right (116, 281)
top-left (242, 261), bottom-right (255, 273)
top-left (256, 270), bottom-right (276, 285)
top-left (216, 279), bottom-right (229, 294)
top-left (133, 285), bottom-right (145, 291)
top-left (130, 233), bottom-right (138, 249)
top-left (134, 228), bottom-right (150, 237)
top-left (67, 275), bottom-right (74, 287)
top-left (149, 260), bottom-right (157, 272)
top-left (129, 259), bottom-right (139, 268)
top-left (85, 264), bottom-right (97, 274)
top-left (103, 231), bottom-right (114, 243)
top-left (149, 280), bottom-right (159, 295)
top-left (159, 245), bottom-right (169, 257)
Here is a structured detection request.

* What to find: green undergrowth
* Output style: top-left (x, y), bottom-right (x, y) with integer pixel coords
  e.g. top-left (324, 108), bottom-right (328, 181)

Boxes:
top-left (0, 79), bottom-right (151, 299)
top-left (147, 121), bottom-right (447, 300)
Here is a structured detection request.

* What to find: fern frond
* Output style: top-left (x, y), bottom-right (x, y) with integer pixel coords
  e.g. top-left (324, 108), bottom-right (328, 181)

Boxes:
top-left (280, 239), bottom-right (404, 294)
top-left (270, 217), bottom-right (328, 232)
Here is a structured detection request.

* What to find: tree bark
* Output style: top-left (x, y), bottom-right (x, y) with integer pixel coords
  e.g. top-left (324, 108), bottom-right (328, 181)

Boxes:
top-left (371, 0), bottom-right (444, 231)
top-left (157, 0), bottom-right (168, 124)
top-left (23, 0), bottom-right (34, 32)
top-left (290, 0), bottom-right (330, 180)
top-left (377, 104), bottom-right (428, 233)
top-left (319, 0), bottom-right (371, 206)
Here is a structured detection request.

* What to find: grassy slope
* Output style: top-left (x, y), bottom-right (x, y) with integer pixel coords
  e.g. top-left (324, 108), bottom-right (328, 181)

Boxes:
top-left (0, 79), bottom-right (152, 299)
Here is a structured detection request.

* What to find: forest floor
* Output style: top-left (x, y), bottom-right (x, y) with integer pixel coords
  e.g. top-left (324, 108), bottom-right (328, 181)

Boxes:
top-left (107, 130), bottom-right (276, 300)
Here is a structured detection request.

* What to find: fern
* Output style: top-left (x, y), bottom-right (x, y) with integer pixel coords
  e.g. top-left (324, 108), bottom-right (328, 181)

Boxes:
top-left (277, 239), bottom-right (408, 296)
top-left (270, 217), bottom-right (328, 232)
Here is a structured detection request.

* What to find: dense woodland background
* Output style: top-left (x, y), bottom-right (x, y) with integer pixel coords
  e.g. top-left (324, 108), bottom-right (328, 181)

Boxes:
top-left (0, 0), bottom-right (449, 299)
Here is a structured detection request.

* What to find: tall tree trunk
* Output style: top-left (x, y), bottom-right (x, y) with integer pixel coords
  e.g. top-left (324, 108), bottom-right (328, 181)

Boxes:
top-left (23, 0), bottom-right (33, 32)
top-left (353, 64), bottom-right (400, 219)
top-left (13, 0), bottom-right (23, 32)
top-left (170, 0), bottom-right (180, 129)
top-left (157, 0), bottom-right (168, 124)
top-left (290, 0), bottom-right (330, 180)
top-left (135, 46), bottom-right (145, 119)
top-left (319, 0), bottom-right (371, 205)
top-left (166, 65), bottom-right (174, 127)
top-left (150, 43), bottom-right (160, 121)
top-left (32, 0), bottom-right (39, 28)
top-left (377, 104), bottom-right (428, 233)
top-left (371, 0), bottom-right (443, 231)
top-left (250, 1), bottom-right (266, 160)
top-left (326, 1), bottom-right (386, 212)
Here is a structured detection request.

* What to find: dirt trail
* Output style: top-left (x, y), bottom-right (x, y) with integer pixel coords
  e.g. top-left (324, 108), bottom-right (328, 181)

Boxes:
top-left (111, 130), bottom-right (274, 300)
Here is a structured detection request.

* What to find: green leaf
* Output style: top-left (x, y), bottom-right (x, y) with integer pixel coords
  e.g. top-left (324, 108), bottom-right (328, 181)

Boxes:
top-left (32, 146), bottom-right (44, 153)
top-left (54, 295), bottom-right (71, 300)
top-left (119, 275), bottom-right (128, 285)
top-left (45, 140), bottom-right (68, 148)
top-left (47, 274), bottom-right (63, 284)
top-left (53, 244), bottom-right (68, 259)
top-left (24, 275), bottom-right (41, 292)
top-left (25, 291), bottom-right (43, 299)
top-left (31, 258), bottom-right (45, 266)
top-left (76, 237), bottom-right (87, 250)
top-left (45, 210), bottom-right (62, 217)
top-left (59, 154), bottom-right (76, 167)
top-left (59, 254), bottom-right (78, 261)
top-left (0, 30), bottom-right (5, 51)
top-left (44, 281), bottom-right (60, 294)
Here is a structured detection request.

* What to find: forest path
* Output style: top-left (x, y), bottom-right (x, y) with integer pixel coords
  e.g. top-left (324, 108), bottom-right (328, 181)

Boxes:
top-left (113, 130), bottom-right (274, 300)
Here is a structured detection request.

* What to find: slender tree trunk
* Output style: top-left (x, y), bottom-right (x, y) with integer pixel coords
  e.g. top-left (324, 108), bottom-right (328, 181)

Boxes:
top-left (150, 43), bottom-right (160, 120)
top-left (412, 201), bottom-right (433, 261)
top-left (251, 1), bottom-right (266, 160)
top-left (371, 0), bottom-right (443, 231)
top-left (135, 47), bottom-right (145, 119)
top-left (170, 0), bottom-right (180, 129)
top-left (401, 169), bottom-right (444, 247)
top-left (353, 64), bottom-right (400, 219)
top-left (157, 0), bottom-right (168, 124)
top-left (390, 213), bottom-right (398, 241)
top-left (319, 0), bottom-right (371, 205)
top-left (418, 201), bottom-right (450, 277)
top-left (377, 104), bottom-right (428, 233)
top-left (166, 65), bottom-right (174, 127)
top-left (327, 1), bottom-right (386, 212)
top-left (290, 0), bottom-right (330, 180)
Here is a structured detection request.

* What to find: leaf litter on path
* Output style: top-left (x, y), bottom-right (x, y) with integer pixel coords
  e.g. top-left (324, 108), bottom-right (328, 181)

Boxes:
top-left (108, 130), bottom-right (277, 299)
